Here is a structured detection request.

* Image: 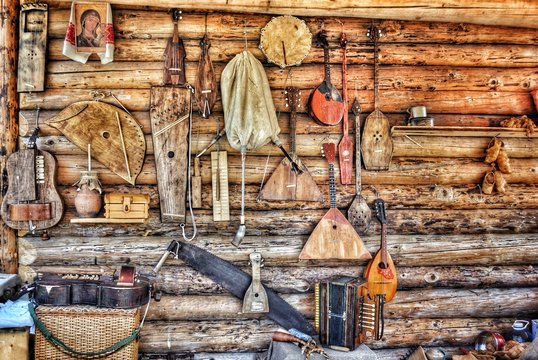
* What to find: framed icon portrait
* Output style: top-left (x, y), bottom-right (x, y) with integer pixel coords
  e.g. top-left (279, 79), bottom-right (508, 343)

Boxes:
top-left (74, 3), bottom-right (107, 53)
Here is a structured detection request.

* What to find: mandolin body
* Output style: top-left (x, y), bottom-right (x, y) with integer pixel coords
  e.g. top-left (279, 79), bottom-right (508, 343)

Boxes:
top-left (309, 82), bottom-right (344, 126)
top-left (363, 248), bottom-right (398, 303)
top-left (1, 149), bottom-right (63, 230)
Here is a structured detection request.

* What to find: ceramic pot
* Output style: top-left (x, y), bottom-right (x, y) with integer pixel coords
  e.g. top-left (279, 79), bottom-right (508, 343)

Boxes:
top-left (74, 184), bottom-right (102, 218)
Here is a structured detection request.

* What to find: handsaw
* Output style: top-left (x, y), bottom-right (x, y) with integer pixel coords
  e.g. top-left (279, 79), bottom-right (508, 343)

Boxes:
top-left (258, 87), bottom-right (323, 202)
top-left (154, 240), bottom-right (316, 335)
top-left (299, 143), bottom-right (371, 260)
top-left (47, 101), bottom-right (146, 185)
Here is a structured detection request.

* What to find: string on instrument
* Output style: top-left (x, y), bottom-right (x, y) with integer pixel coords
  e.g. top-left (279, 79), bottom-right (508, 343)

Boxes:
top-left (180, 85), bottom-right (197, 241)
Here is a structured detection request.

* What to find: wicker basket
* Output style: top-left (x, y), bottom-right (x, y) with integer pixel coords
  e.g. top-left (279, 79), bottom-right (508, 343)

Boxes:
top-left (34, 305), bottom-right (140, 360)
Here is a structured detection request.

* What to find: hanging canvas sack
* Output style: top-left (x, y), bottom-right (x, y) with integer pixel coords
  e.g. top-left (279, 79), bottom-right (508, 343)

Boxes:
top-left (221, 50), bottom-right (296, 247)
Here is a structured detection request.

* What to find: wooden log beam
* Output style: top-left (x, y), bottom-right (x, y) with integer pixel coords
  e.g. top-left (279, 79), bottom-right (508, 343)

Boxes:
top-left (50, 154), bottom-right (538, 187)
top-left (44, 62), bottom-right (538, 93)
top-left (47, 10), bottom-right (538, 45)
top-left (20, 88), bottom-right (535, 115)
top-left (0, 0), bottom-right (19, 274)
top-left (46, 0), bottom-right (538, 29)
top-left (19, 109), bottom-right (514, 137)
top-left (21, 263), bottom-right (538, 294)
top-left (18, 233), bottom-right (538, 268)
top-left (137, 317), bottom-right (514, 352)
top-left (27, 131), bottom-right (538, 159)
top-left (47, 38), bottom-right (538, 68)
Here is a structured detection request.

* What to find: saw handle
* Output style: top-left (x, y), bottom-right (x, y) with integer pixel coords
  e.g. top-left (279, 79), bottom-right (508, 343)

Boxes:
top-left (153, 240), bottom-right (180, 274)
top-left (272, 331), bottom-right (302, 343)
top-left (275, 144), bottom-right (301, 173)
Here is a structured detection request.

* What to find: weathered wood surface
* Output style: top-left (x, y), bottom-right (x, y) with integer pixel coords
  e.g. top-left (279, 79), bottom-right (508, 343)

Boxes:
top-left (49, 154), bottom-right (538, 187)
top-left (54, 183), bottom-right (538, 211)
top-left (21, 88), bottom-right (537, 115)
top-left (0, 0), bottom-right (19, 274)
top-left (20, 264), bottom-right (538, 294)
top-left (45, 10), bottom-right (538, 44)
top-left (45, 0), bottom-right (538, 29)
top-left (19, 233), bottom-right (538, 268)
top-left (44, 62), bottom-right (538, 93)
top-left (19, 110), bottom-right (517, 136)
top-left (150, 86), bottom-right (190, 222)
top-left (138, 317), bottom-right (515, 352)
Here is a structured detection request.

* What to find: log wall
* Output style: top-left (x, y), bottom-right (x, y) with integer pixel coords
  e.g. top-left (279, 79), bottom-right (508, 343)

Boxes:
top-left (11, 3), bottom-right (538, 359)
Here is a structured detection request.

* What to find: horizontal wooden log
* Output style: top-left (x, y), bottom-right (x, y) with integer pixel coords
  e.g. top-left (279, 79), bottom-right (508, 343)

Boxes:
top-left (27, 130), bottom-right (538, 159)
top-left (54, 183), bottom-right (538, 213)
top-left (45, 61), bottom-right (538, 93)
top-left (19, 233), bottom-right (538, 268)
top-left (46, 0), bottom-right (538, 29)
top-left (47, 10), bottom-right (538, 45)
top-left (137, 317), bottom-right (514, 352)
top-left (50, 154), bottom-right (538, 187)
top-left (20, 263), bottom-right (538, 294)
top-left (21, 88), bottom-right (535, 115)
top-left (47, 38), bottom-right (538, 69)
top-left (20, 109), bottom-right (513, 137)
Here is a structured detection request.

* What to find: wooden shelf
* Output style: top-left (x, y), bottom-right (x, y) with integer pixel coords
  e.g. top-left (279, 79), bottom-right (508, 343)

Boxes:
top-left (70, 218), bottom-right (147, 224)
top-left (391, 126), bottom-right (537, 138)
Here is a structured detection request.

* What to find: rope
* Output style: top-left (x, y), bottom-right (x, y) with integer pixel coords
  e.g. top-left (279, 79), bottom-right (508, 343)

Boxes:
top-left (29, 295), bottom-right (151, 358)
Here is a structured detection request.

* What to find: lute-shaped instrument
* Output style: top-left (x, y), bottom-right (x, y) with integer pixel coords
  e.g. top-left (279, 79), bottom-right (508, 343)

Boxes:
top-left (338, 31), bottom-right (353, 184)
top-left (308, 30), bottom-right (344, 126)
top-left (258, 87), bottom-right (323, 202)
top-left (364, 198), bottom-right (397, 303)
top-left (195, 33), bottom-right (217, 118)
top-left (299, 143), bottom-right (370, 260)
top-left (163, 9), bottom-right (186, 85)
top-left (1, 109), bottom-right (63, 231)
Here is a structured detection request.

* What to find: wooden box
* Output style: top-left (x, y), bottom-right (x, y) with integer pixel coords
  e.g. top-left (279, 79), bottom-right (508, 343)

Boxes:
top-left (0, 328), bottom-right (29, 360)
top-left (104, 193), bottom-right (150, 220)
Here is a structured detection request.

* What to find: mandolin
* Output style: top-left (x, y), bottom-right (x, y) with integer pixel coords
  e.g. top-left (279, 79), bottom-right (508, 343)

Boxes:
top-left (364, 198), bottom-right (397, 303)
top-left (299, 143), bottom-right (370, 260)
top-left (308, 30), bottom-right (344, 126)
top-left (1, 109), bottom-right (63, 232)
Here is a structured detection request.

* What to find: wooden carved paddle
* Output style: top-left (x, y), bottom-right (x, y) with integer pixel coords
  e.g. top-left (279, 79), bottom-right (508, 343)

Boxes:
top-left (299, 143), bottom-right (371, 260)
top-left (258, 87), bottom-right (323, 202)
top-left (364, 198), bottom-right (397, 303)
top-left (308, 30), bottom-right (344, 126)
top-left (361, 24), bottom-right (393, 171)
top-left (338, 31), bottom-right (353, 185)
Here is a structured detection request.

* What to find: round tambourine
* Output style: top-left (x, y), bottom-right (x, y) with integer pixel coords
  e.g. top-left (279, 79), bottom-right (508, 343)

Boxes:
top-left (259, 15), bottom-right (312, 68)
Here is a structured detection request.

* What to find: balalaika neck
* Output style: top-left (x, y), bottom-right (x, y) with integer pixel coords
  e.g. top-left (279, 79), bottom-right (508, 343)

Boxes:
top-left (328, 163), bottom-right (336, 208)
top-left (323, 46), bottom-right (331, 83)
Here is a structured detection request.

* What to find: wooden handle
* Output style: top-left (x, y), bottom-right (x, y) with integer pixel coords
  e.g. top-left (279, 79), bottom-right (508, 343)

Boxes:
top-left (272, 331), bottom-right (301, 343)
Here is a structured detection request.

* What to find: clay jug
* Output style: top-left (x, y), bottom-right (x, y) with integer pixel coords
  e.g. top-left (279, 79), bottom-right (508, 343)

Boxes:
top-left (74, 171), bottom-right (102, 218)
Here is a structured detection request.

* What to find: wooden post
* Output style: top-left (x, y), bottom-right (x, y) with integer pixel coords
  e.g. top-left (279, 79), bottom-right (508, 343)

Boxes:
top-left (0, 0), bottom-right (20, 274)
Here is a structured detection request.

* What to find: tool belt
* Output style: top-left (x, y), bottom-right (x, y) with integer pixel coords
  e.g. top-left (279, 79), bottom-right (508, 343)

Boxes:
top-left (33, 269), bottom-right (150, 309)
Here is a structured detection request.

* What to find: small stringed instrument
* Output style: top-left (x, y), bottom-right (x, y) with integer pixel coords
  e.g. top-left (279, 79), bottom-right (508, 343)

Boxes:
top-left (299, 143), bottom-right (370, 260)
top-left (308, 30), bottom-right (344, 126)
top-left (195, 33), bottom-right (217, 118)
top-left (1, 109), bottom-right (63, 231)
top-left (364, 198), bottom-right (397, 303)
top-left (163, 9), bottom-right (186, 85)
top-left (338, 31), bottom-right (353, 185)
top-left (258, 87), bottom-right (323, 202)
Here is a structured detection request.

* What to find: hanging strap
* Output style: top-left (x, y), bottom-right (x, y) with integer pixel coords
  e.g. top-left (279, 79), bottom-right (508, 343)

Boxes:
top-left (29, 296), bottom-right (151, 358)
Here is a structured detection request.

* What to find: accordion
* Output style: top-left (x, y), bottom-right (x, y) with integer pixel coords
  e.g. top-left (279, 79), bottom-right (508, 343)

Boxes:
top-left (315, 276), bottom-right (384, 350)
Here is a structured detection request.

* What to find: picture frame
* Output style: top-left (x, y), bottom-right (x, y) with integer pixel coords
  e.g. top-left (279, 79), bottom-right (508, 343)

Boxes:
top-left (74, 3), bottom-right (107, 53)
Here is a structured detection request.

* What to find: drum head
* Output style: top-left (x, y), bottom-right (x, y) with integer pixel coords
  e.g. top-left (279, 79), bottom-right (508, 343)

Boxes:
top-left (259, 15), bottom-right (312, 68)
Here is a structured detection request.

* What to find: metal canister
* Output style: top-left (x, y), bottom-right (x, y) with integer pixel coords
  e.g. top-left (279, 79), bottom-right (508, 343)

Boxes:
top-left (474, 331), bottom-right (506, 352)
